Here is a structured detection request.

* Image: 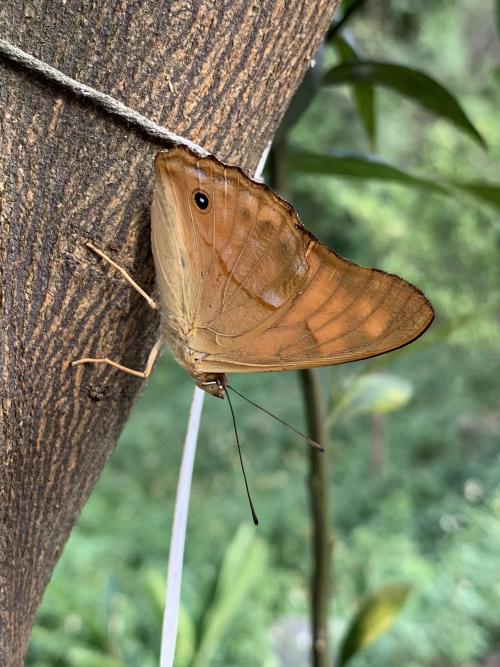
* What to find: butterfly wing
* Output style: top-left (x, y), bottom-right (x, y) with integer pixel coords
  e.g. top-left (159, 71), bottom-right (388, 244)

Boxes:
top-left (151, 152), bottom-right (202, 365)
top-left (153, 147), bottom-right (434, 376)
top-left (200, 239), bottom-right (434, 372)
top-left (153, 148), bottom-right (311, 361)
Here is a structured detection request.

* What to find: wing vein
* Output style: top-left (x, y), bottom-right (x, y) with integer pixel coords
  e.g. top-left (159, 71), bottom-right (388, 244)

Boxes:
top-left (223, 216), bottom-right (286, 308)
top-left (222, 188), bottom-right (263, 307)
top-left (278, 267), bottom-right (374, 353)
top-left (181, 158), bottom-right (203, 325)
top-left (207, 240), bottom-right (306, 324)
top-left (279, 279), bottom-right (403, 358)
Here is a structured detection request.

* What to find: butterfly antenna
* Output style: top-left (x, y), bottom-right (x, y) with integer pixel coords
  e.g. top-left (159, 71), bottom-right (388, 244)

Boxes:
top-left (227, 384), bottom-right (324, 452)
top-left (224, 387), bottom-right (259, 526)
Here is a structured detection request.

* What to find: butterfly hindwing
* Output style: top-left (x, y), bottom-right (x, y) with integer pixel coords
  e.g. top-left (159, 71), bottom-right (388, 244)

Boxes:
top-left (200, 241), bottom-right (433, 371)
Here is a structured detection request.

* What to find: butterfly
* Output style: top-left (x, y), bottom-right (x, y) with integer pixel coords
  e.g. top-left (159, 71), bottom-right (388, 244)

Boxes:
top-left (73, 146), bottom-right (434, 396)
top-left (150, 146), bottom-right (433, 396)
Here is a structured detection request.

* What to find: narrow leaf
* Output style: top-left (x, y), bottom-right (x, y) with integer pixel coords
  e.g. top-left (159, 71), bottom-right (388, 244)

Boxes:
top-left (289, 151), bottom-right (500, 211)
top-left (326, 0), bottom-right (368, 42)
top-left (334, 34), bottom-right (376, 147)
top-left (451, 181), bottom-right (500, 209)
top-left (289, 150), bottom-right (448, 194)
top-left (142, 566), bottom-right (166, 615)
top-left (191, 525), bottom-right (267, 667)
top-left (333, 32), bottom-right (360, 62)
top-left (276, 55), bottom-right (323, 138)
top-left (352, 84), bottom-right (376, 149)
top-left (328, 373), bottom-right (413, 427)
top-left (324, 61), bottom-right (486, 148)
top-left (175, 606), bottom-right (196, 667)
top-left (67, 647), bottom-right (128, 667)
top-left (337, 584), bottom-right (412, 666)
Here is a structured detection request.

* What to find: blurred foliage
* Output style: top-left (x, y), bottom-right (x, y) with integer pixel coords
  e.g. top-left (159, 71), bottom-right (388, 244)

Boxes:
top-left (336, 583), bottom-right (412, 666)
top-left (190, 525), bottom-right (268, 667)
top-left (328, 372), bottom-right (413, 427)
top-left (28, 1), bottom-right (500, 666)
top-left (323, 60), bottom-right (486, 147)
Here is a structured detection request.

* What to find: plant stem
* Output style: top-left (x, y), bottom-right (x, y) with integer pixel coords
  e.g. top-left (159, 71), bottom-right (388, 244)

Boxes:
top-left (300, 369), bottom-right (333, 667)
top-left (326, 0), bottom-right (367, 42)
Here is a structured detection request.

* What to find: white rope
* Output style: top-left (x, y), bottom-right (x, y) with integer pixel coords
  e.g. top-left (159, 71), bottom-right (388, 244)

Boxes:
top-left (0, 38), bottom-right (207, 155)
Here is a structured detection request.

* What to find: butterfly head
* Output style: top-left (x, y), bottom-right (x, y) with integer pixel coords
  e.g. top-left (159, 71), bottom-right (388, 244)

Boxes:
top-left (195, 372), bottom-right (228, 399)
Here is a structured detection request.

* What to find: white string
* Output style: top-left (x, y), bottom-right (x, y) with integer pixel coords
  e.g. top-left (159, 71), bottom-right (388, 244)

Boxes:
top-left (159, 145), bottom-right (271, 667)
top-left (160, 386), bottom-right (205, 666)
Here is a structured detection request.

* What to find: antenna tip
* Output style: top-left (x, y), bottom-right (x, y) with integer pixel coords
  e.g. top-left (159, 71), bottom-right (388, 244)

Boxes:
top-left (309, 440), bottom-right (324, 452)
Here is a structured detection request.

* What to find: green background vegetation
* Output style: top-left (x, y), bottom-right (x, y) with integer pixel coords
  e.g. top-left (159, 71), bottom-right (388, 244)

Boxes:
top-left (27, 1), bottom-right (500, 665)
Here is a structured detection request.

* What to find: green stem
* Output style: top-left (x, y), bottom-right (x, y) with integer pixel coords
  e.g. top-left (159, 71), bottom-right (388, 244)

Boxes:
top-left (326, 0), bottom-right (368, 42)
top-left (300, 369), bottom-right (332, 667)
top-left (269, 137), bottom-right (333, 667)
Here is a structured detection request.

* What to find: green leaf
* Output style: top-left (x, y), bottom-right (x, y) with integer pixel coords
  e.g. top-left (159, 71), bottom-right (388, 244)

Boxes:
top-left (191, 525), bottom-right (267, 667)
top-left (450, 180), bottom-right (500, 209)
top-left (329, 373), bottom-right (413, 427)
top-left (288, 150), bottom-right (448, 194)
top-left (276, 56), bottom-right (324, 138)
top-left (142, 566), bottom-right (166, 616)
top-left (334, 34), bottom-right (376, 148)
top-left (352, 83), bottom-right (376, 149)
top-left (67, 647), bottom-right (128, 667)
top-left (324, 61), bottom-right (486, 148)
top-left (289, 151), bottom-right (500, 211)
top-left (326, 0), bottom-right (368, 42)
top-left (337, 583), bottom-right (412, 666)
top-left (289, 151), bottom-right (500, 209)
top-left (175, 606), bottom-right (196, 667)
top-left (333, 33), bottom-right (360, 65)
top-left (140, 568), bottom-right (194, 667)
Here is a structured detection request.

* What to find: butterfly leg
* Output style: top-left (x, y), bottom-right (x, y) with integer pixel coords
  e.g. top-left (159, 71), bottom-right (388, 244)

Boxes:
top-left (85, 241), bottom-right (159, 310)
top-left (71, 336), bottom-right (163, 378)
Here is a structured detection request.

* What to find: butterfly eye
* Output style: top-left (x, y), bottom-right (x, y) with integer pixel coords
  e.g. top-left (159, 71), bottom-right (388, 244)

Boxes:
top-left (194, 191), bottom-right (209, 210)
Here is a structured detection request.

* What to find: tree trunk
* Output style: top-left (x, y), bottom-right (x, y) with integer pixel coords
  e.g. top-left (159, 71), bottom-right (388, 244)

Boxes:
top-left (0, 1), bottom-right (339, 663)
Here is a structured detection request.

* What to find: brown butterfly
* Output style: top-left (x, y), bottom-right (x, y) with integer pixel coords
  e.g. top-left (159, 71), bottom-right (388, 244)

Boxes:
top-left (73, 146), bottom-right (434, 397)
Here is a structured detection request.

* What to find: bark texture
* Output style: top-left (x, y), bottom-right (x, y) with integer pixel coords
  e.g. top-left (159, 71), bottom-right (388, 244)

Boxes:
top-left (0, 1), bottom-right (340, 663)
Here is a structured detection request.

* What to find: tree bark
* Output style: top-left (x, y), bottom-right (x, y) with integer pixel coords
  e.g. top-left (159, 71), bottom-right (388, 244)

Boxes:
top-left (0, 1), bottom-right (339, 664)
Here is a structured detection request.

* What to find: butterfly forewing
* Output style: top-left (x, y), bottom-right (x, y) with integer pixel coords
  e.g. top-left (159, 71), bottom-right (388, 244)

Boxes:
top-left (152, 147), bottom-right (434, 379)
top-left (154, 150), bottom-right (311, 353)
top-left (151, 157), bottom-right (202, 335)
